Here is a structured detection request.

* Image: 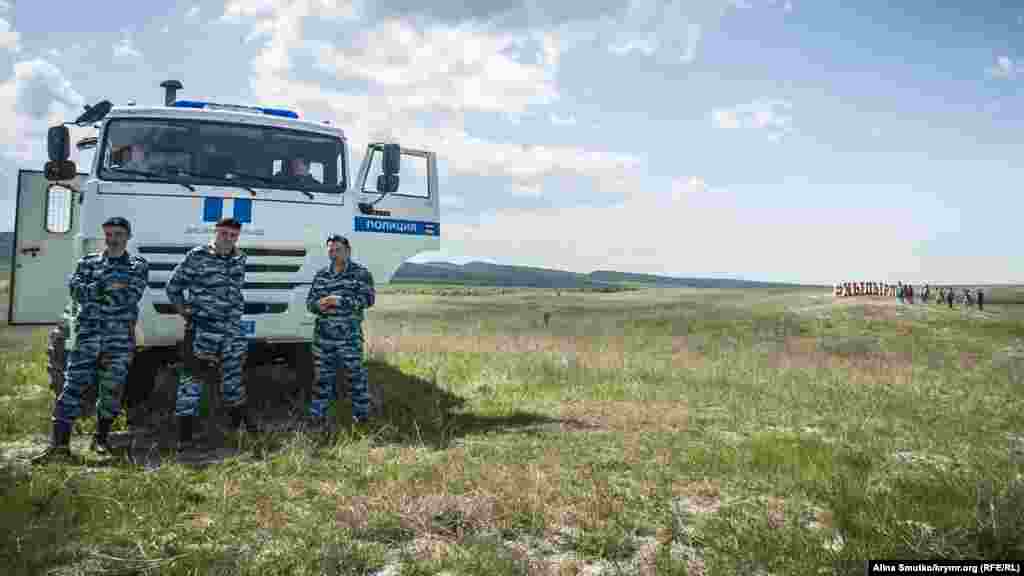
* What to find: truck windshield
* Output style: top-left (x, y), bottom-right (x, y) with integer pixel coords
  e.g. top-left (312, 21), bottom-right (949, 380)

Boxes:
top-left (98, 118), bottom-right (347, 194)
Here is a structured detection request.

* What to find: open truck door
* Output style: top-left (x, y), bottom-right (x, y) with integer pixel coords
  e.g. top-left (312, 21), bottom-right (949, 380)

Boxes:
top-left (352, 144), bottom-right (441, 284)
top-left (8, 170), bottom-right (86, 325)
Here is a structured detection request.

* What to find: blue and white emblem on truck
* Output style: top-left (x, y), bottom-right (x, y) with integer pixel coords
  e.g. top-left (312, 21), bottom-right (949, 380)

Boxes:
top-left (203, 197), bottom-right (253, 223)
top-left (186, 197), bottom-right (263, 235)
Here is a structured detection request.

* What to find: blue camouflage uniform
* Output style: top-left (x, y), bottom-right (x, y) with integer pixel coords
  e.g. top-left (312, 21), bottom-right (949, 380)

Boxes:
top-left (165, 244), bottom-right (247, 417)
top-left (53, 251), bottom-right (149, 424)
top-left (306, 259), bottom-right (375, 421)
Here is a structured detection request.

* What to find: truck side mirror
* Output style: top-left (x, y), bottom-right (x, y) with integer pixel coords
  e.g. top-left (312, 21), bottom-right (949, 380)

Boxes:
top-left (381, 143), bottom-right (400, 176)
top-left (48, 125), bottom-right (70, 162)
top-left (376, 174), bottom-right (400, 194)
top-left (44, 160), bottom-right (77, 182)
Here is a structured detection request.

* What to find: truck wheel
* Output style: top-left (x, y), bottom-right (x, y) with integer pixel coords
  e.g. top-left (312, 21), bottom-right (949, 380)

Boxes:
top-left (289, 343), bottom-right (314, 410)
top-left (47, 325), bottom-right (96, 419)
top-left (122, 350), bottom-right (164, 428)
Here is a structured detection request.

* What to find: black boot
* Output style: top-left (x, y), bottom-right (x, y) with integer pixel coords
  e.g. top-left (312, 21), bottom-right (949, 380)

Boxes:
top-left (90, 418), bottom-right (114, 455)
top-left (229, 405), bottom-right (258, 434)
top-left (30, 420), bottom-right (73, 465)
top-left (176, 415), bottom-right (195, 454)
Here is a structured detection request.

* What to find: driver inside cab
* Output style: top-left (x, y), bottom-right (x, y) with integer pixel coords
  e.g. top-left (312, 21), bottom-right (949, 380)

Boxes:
top-left (112, 142), bottom-right (158, 173)
top-left (275, 156), bottom-right (319, 185)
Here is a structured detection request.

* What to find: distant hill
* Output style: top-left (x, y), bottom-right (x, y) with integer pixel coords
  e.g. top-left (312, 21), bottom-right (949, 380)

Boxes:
top-left (0, 232), bottom-right (813, 288)
top-left (588, 270), bottom-right (807, 289)
top-left (393, 260), bottom-right (812, 289)
top-left (393, 261), bottom-right (613, 289)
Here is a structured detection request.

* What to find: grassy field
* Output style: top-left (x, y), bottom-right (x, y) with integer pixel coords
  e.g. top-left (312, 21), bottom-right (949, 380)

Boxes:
top-left (1, 286), bottom-right (1024, 575)
top-left (0, 260), bottom-right (9, 296)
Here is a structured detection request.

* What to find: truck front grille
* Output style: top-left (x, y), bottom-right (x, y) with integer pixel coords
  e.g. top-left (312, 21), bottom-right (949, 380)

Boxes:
top-left (152, 303), bottom-right (289, 315)
top-left (140, 244), bottom-right (308, 316)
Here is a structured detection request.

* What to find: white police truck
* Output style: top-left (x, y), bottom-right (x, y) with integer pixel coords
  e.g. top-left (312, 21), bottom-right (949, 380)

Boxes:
top-left (8, 80), bottom-right (440, 417)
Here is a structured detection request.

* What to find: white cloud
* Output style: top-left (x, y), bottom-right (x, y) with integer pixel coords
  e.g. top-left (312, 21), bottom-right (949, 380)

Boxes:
top-left (227, 3), bottom-right (642, 197)
top-left (711, 99), bottom-right (793, 141)
top-left (187, 5), bottom-right (201, 19)
top-left (605, 0), bottom-right (788, 63)
top-left (607, 0), bottom-right (706, 63)
top-left (114, 32), bottom-right (143, 59)
top-left (0, 18), bottom-right (20, 52)
top-left (0, 1), bottom-right (10, 12)
top-left (550, 112), bottom-right (576, 125)
top-left (784, 1), bottom-right (793, 12)
top-left (434, 177), bottom-right (940, 284)
top-left (315, 21), bottom-right (559, 114)
top-left (440, 192), bottom-right (465, 209)
top-left (47, 48), bottom-right (61, 57)
top-left (162, 25), bottom-right (170, 33)
top-left (609, 34), bottom-right (657, 56)
top-left (0, 59), bottom-right (86, 164)
top-left (986, 56), bottom-right (1018, 80)
top-left (683, 23), bottom-right (701, 63)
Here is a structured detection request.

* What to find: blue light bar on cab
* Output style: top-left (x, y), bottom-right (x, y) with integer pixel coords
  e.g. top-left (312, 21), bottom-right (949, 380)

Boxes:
top-left (171, 100), bottom-right (299, 119)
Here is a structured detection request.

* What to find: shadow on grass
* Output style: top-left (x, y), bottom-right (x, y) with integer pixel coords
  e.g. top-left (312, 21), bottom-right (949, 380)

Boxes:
top-left (76, 357), bottom-right (578, 469)
top-left (345, 359), bottom-right (574, 449)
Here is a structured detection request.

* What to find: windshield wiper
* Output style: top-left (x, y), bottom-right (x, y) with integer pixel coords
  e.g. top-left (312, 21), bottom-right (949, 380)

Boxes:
top-left (107, 166), bottom-right (196, 192)
top-left (232, 170), bottom-right (315, 200)
top-left (171, 169), bottom-right (258, 197)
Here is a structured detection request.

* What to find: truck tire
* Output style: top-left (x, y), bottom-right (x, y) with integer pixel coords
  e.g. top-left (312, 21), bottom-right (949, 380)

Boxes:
top-left (47, 325), bottom-right (97, 419)
top-left (290, 343), bottom-right (314, 409)
top-left (121, 349), bottom-right (164, 427)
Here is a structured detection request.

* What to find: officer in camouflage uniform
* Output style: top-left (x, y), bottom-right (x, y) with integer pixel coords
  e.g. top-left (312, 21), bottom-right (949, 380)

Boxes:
top-left (166, 217), bottom-right (255, 453)
top-left (305, 234), bottom-right (375, 426)
top-left (32, 217), bottom-right (149, 463)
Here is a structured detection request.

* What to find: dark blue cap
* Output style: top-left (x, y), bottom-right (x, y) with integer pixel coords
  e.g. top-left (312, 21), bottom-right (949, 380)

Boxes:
top-left (326, 234), bottom-right (349, 246)
top-left (102, 216), bottom-right (131, 234)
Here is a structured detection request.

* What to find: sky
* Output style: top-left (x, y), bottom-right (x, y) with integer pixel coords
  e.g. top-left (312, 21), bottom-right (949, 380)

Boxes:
top-left (0, 0), bottom-right (1021, 285)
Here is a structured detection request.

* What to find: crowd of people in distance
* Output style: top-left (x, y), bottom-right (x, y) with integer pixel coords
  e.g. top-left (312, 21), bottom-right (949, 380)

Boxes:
top-left (833, 281), bottom-right (985, 311)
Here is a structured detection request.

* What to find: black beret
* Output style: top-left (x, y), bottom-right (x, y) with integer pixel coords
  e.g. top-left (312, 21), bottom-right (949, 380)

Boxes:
top-left (326, 234), bottom-right (349, 247)
top-left (216, 217), bottom-right (242, 230)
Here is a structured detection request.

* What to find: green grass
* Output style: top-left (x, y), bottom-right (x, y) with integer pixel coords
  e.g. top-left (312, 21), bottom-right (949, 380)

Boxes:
top-left (2, 287), bottom-right (1024, 574)
top-left (0, 260), bottom-right (9, 296)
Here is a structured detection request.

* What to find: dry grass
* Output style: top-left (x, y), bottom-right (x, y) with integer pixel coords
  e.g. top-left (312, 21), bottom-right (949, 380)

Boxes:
top-left (559, 400), bottom-right (688, 432)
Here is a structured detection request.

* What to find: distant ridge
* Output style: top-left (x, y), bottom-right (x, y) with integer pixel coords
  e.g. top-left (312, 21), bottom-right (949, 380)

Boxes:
top-left (0, 232), bottom-right (813, 288)
top-left (394, 260), bottom-right (813, 289)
